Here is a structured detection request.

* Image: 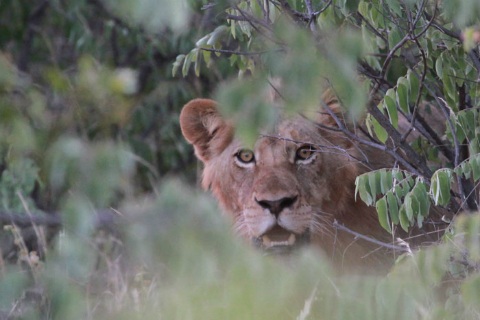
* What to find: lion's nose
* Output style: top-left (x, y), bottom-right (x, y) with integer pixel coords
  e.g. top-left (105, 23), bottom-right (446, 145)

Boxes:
top-left (255, 196), bottom-right (298, 217)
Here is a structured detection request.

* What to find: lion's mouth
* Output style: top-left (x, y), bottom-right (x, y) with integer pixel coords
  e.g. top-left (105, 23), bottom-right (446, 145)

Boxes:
top-left (253, 225), bottom-right (310, 255)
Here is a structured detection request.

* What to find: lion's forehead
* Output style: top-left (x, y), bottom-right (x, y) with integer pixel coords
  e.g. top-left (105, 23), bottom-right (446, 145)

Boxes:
top-left (254, 118), bottom-right (321, 153)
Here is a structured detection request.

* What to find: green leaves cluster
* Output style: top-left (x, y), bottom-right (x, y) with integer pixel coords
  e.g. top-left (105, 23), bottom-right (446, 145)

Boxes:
top-left (447, 108), bottom-right (480, 155)
top-left (355, 169), bottom-right (430, 232)
top-left (356, 152), bottom-right (480, 233)
top-left (173, 25), bottom-right (228, 77)
top-left (367, 71), bottom-right (420, 143)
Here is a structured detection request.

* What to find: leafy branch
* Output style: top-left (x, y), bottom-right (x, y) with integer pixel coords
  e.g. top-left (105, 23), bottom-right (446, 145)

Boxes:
top-left (174, 0), bottom-right (480, 242)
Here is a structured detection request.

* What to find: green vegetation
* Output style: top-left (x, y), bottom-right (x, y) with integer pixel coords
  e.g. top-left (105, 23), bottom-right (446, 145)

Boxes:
top-left (1, 0), bottom-right (480, 318)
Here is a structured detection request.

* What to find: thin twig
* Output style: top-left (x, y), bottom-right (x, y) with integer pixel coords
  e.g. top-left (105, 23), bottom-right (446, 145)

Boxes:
top-left (199, 47), bottom-right (278, 56)
top-left (333, 220), bottom-right (410, 252)
top-left (319, 95), bottom-right (426, 177)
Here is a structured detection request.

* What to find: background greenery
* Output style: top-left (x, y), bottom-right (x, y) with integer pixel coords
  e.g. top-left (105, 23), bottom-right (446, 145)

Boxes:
top-left (1, 0), bottom-right (480, 319)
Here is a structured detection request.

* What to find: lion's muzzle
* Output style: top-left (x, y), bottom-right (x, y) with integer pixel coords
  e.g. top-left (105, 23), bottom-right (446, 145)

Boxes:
top-left (253, 224), bottom-right (310, 255)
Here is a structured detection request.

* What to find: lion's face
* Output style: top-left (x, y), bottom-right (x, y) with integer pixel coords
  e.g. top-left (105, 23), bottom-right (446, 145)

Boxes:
top-left (180, 95), bottom-right (382, 258)
top-left (204, 117), bottom-right (361, 255)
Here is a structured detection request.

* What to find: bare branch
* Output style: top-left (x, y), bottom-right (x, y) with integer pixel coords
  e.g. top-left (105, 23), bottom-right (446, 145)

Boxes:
top-left (366, 103), bottom-right (432, 177)
top-left (199, 47), bottom-right (278, 56)
top-left (318, 96), bottom-right (425, 177)
top-left (333, 220), bottom-right (410, 252)
top-left (273, 0), bottom-right (309, 23)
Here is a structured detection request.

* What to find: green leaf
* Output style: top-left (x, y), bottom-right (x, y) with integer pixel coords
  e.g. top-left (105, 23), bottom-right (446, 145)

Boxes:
top-left (407, 70), bottom-right (420, 104)
top-left (385, 0), bottom-right (402, 16)
top-left (398, 175), bottom-right (414, 198)
top-left (172, 54), bottom-right (185, 77)
top-left (473, 156), bottom-right (480, 181)
top-left (404, 193), bottom-right (414, 221)
top-left (203, 49), bottom-right (212, 67)
top-left (367, 114), bottom-right (388, 143)
top-left (442, 72), bottom-right (456, 105)
top-left (376, 197), bottom-right (391, 233)
top-left (355, 174), bottom-right (374, 205)
top-left (396, 82), bottom-right (409, 114)
top-left (388, 29), bottom-right (402, 53)
top-left (414, 181), bottom-right (430, 217)
top-left (383, 89), bottom-right (398, 128)
top-left (380, 169), bottom-right (393, 194)
top-left (392, 168), bottom-right (404, 182)
top-left (457, 160), bottom-right (472, 179)
top-left (182, 51), bottom-right (194, 77)
top-left (435, 58), bottom-right (443, 78)
top-left (399, 205), bottom-right (410, 232)
top-left (230, 19), bottom-right (236, 39)
top-left (195, 35), bottom-right (210, 48)
top-left (194, 48), bottom-right (202, 77)
top-left (368, 171), bottom-right (379, 199)
top-left (206, 25), bottom-right (228, 46)
top-left (469, 137), bottom-right (480, 155)
top-left (430, 169), bottom-right (452, 206)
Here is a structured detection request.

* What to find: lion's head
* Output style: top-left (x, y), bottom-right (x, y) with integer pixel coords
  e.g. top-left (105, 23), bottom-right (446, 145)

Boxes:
top-left (179, 91), bottom-right (438, 272)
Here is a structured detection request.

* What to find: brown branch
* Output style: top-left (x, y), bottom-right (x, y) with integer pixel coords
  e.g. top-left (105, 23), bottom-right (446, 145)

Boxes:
top-left (319, 96), bottom-right (425, 177)
top-left (225, 14), bottom-right (252, 22)
top-left (274, 0), bottom-right (309, 23)
top-left (457, 84), bottom-right (478, 211)
top-left (367, 104), bottom-right (432, 177)
top-left (232, 4), bottom-right (279, 45)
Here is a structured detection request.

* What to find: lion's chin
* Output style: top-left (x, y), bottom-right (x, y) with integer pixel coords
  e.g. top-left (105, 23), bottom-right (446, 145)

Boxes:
top-left (252, 225), bottom-right (310, 255)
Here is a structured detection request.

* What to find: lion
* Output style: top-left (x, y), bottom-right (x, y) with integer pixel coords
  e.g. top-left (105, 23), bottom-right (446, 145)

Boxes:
top-left (179, 90), bottom-right (444, 273)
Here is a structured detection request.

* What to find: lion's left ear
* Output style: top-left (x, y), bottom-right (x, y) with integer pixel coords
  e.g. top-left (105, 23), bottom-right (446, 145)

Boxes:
top-left (316, 89), bottom-right (357, 148)
top-left (317, 89), bottom-right (350, 129)
top-left (179, 98), bottom-right (234, 163)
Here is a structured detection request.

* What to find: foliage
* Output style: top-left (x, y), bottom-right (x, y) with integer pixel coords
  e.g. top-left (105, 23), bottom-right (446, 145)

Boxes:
top-left (176, 0), bottom-right (480, 227)
top-left (0, 0), bottom-right (480, 319)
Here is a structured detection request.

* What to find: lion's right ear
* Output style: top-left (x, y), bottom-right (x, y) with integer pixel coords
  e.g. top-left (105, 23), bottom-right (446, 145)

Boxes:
top-left (179, 99), bottom-right (234, 163)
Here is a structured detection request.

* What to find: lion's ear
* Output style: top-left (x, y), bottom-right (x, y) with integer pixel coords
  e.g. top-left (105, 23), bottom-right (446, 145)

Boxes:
top-left (180, 98), bottom-right (234, 163)
top-left (316, 89), bottom-right (356, 148)
top-left (317, 89), bottom-right (349, 129)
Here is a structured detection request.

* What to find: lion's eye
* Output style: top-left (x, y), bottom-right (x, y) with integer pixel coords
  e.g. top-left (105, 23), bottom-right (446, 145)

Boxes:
top-left (236, 149), bottom-right (255, 164)
top-left (295, 145), bottom-right (316, 161)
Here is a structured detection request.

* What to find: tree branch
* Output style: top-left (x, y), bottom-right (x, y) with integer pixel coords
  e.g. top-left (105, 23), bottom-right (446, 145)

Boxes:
top-left (199, 47), bottom-right (278, 56)
top-left (319, 97), bottom-right (425, 177)
top-left (333, 220), bottom-right (410, 252)
top-left (366, 103), bottom-right (433, 177)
